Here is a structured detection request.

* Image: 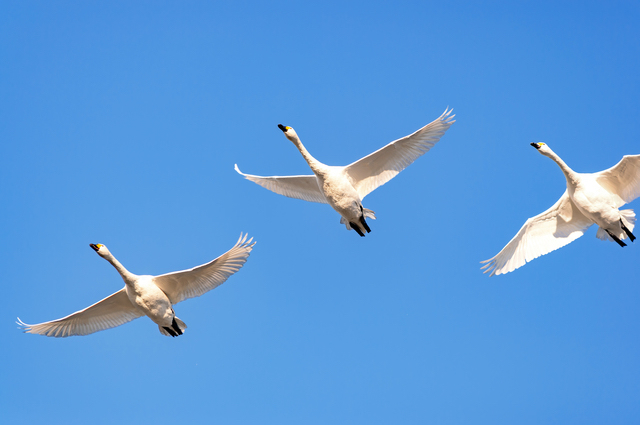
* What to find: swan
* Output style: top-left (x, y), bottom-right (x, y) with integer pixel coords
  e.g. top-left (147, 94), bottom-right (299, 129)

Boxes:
top-left (18, 234), bottom-right (255, 337)
top-left (234, 109), bottom-right (455, 236)
top-left (481, 143), bottom-right (640, 276)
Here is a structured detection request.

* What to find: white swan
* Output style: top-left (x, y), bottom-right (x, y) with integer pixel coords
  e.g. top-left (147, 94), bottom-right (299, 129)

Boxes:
top-left (18, 234), bottom-right (255, 337)
top-left (235, 109), bottom-right (455, 236)
top-left (481, 143), bottom-right (640, 276)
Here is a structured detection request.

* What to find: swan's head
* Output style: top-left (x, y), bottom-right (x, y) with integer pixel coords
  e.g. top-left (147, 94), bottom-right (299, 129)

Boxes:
top-left (531, 142), bottom-right (551, 155)
top-left (278, 124), bottom-right (299, 142)
top-left (90, 243), bottom-right (110, 257)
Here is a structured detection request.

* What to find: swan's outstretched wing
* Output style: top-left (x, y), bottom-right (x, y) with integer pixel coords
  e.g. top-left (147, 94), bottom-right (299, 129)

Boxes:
top-left (234, 164), bottom-right (328, 204)
top-left (154, 234), bottom-right (255, 304)
top-left (481, 191), bottom-right (594, 276)
top-left (595, 154), bottom-right (640, 207)
top-left (344, 108), bottom-right (455, 199)
top-left (18, 288), bottom-right (143, 337)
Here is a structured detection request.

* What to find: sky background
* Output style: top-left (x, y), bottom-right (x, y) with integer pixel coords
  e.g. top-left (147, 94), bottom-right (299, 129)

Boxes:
top-left (2, 1), bottom-right (639, 424)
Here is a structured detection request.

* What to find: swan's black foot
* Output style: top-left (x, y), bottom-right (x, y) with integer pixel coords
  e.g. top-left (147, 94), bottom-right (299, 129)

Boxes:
top-left (359, 215), bottom-right (371, 233)
top-left (171, 317), bottom-right (183, 335)
top-left (163, 326), bottom-right (178, 337)
top-left (350, 222), bottom-right (365, 237)
top-left (607, 229), bottom-right (627, 247)
top-left (359, 205), bottom-right (371, 233)
top-left (620, 219), bottom-right (636, 242)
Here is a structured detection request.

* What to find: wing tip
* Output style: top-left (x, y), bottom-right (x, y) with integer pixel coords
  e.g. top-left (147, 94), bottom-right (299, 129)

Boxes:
top-left (237, 232), bottom-right (257, 250)
top-left (441, 107), bottom-right (456, 124)
top-left (16, 317), bottom-right (33, 333)
top-left (479, 258), bottom-right (500, 277)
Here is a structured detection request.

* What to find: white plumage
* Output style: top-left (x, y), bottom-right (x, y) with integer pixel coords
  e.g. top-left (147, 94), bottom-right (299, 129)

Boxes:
top-left (482, 143), bottom-right (640, 276)
top-left (18, 234), bottom-right (255, 337)
top-left (235, 109), bottom-right (455, 236)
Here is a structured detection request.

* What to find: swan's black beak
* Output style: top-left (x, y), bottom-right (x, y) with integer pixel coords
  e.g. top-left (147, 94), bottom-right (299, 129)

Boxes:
top-left (278, 124), bottom-right (288, 132)
top-left (531, 142), bottom-right (541, 150)
top-left (90, 244), bottom-right (101, 252)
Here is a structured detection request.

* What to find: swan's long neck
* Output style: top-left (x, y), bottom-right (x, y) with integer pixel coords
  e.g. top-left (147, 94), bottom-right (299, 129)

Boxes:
top-left (104, 253), bottom-right (137, 285)
top-left (291, 137), bottom-right (323, 173)
top-left (544, 149), bottom-right (579, 185)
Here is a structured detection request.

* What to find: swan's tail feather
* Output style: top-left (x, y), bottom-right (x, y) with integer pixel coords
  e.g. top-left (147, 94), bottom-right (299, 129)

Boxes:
top-left (363, 208), bottom-right (376, 220)
top-left (159, 317), bottom-right (187, 337)
top-left (620, 209), bottom-right (636, 232)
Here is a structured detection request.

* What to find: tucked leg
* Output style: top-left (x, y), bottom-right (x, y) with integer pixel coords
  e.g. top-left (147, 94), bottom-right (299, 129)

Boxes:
top-left (606, 229), bottom-right (627, 247)
top-left (620, 219), bottom-right (636, 242)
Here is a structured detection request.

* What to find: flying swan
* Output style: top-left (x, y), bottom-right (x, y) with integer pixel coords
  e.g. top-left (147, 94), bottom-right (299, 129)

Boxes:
top-left (481, 143), bottom-right (640, 276)
top-left (18, 234), bottom-right (255, 337)
top-left (235, 109), bottom-right (455, 236)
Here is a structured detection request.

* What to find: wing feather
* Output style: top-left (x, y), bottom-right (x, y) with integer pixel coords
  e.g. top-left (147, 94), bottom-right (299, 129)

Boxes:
top-left (234, 164), bottom-right (327, 204)
top-left (344, 108), bottom-right (455, 199)
top-left (153, 234), bottom-right (255, 304)
top-left (17, 288), bottom-right (143, 337)
top-left (594, 154), bottom-right (640, 207)
top-left (481, 191), bottom-right (594, 276)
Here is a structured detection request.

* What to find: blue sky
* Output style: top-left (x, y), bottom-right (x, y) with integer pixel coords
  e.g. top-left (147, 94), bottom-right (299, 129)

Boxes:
top-left (2, 1), bottom-right (639, 424)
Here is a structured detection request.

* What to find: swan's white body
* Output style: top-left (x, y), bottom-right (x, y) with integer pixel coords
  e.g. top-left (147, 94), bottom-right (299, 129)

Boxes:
top-left (18, 234), bottom-right (255, 337)
top-left (235, 109), bottom-right (455, 236)
top-left (482, 143), bottom-right (640, 276)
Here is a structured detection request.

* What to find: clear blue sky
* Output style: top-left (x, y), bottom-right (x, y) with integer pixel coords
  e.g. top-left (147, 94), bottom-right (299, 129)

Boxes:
top-left (2, 1), bottom-right (639, 424)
